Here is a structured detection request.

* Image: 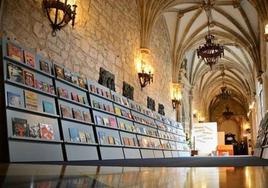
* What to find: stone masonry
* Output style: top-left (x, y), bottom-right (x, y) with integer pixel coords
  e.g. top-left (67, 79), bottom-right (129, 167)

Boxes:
top-left (2, 0), bottom-right (175, 119)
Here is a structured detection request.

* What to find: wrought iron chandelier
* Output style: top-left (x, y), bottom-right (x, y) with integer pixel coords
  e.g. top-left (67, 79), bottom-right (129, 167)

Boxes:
top-left (222, 106), bottom-right (234, 119)
top-left (197, 0), bottom-right (224, 69)
top-left (217, 69), bottom-right (231, 100)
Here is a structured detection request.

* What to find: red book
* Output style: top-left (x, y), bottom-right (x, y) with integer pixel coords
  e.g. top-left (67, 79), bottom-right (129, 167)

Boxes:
top-left (108, 117), bottom-right (117, 128)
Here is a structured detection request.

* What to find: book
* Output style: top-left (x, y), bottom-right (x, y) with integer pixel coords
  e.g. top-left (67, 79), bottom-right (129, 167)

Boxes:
top-left (92, 100), bottom-right (100, 108)
top-left (7, 42), bottom-right (23, 62)
top-left (54, 65), bottom-right (64, 79)
top-left (69, 128), bottom-right (80, 142)
top-left (78, 77), bottom-right (86, 88)
top-left (95, 115), bottom-right (104, 125)
top-left (7, 64), bottom-right (23, 83)
top-left (90, 85), bottom-right (96, 93)
top-left (35, 79), bottom-right (43, 90)
top-left (78, 95), bottom-right (85, 104)
top-left (129, 138), bottom-right (135, 146)
top-left (40, 123), bottom-right (54, 140)
top-left (39, 60), bottom-right (50, 73)
top-left (79, 131), bottom-right (87, 143)
top-left (71, 74), bottom-right (78, 85)
top-left (108, 136), bottom-right (115, 144)
top-left (72, 108), bottom-right (83, 120)
top-left (12, 117), bottom-right (28, 137)
top-left (49, 85), bottom-right (55, 94)
top-left (123, 137), bottom-right (129, 145)
top-left (64, 70), bottom-right (72, 82)
top-left (24, 90), bottom-right (38, 111)
top-left (83, 111), bottom-right (92, 122)
top-left (24, 51), bottom-right (35, 68)
top-left (7, 92), bottom-right (21, 107)
top-left (114, 107), bottom-right (121, 115)
top-left (41, 82), bottom-right (49, 92)
top-left (103, 117), bottom-right (110, 126)
top-left (114, 137), bottom-right (121, 145)
top-left (98, 131), bottom-right (106, 144)
top-left (42, 100), bottom-right (54, 114)
top-left (108, 117), bottom-right (117, 128)
top-left (60, 104), bottom-right (72, 118)
top-left (23, 70), bottom-right (35, 87)
top-left (29, 124), bottom-right (40, 138)
top-left (119, 122), bottom-right (125, 130)
top-left (58, 87), bottom-right (69, 98)
top-left (71, 92), bottom-right (79, 102)
top-left (85, 133), bottom-right (93, 143)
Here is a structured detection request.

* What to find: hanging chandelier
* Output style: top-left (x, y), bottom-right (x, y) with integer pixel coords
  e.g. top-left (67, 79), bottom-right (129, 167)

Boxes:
top-left (217, 69), bottom-right (231, 100)
top-left (222, 106), bottom-right (234, 119)
top-left (197, 0), bottom-right (224, 69)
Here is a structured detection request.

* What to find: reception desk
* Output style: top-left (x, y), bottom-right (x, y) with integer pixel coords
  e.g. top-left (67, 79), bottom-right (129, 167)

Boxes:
top-left (217, 145), bottom-right (234, 156)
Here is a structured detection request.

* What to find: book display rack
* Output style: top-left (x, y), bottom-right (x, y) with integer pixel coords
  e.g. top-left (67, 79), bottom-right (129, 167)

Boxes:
top-left (1, 38), bottom-right (63, 162)
top-left (0, 38), bottom-right (190, 162)
top-left (255, 113), bottom-right (268, 159)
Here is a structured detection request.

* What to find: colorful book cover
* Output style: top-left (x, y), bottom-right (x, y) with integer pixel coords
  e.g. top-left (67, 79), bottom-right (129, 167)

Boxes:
top-left (69, 128), bottom-right (79, 142)
top-left (119, 122), bottom-right (125, 130)
top-left (60, 104), bottom-right (72, 118)
top-left (7, 63), bottom-right (23, 83)
top-left (71, 74), bottom-right (79, 85)
top-left (129, 138), bottom-right (135, 146)
top-left (123, 137), bottom-right (129, 145)
top-left (64, 70), bottom-right (72, 82)
top-left (72, 108), bottom-right (83, 120)
top-left (23, 70), bottom-right (35, 87)
top-left (58, 87), bottom-right (69, 98)
top-left (108, 117), bottom-right (117, 128)
top-left (85, 133), bottom-right (93, 143)
top-left (12, 117), bottom-right (28, 137)
top-left (78, 95), bottom-right (85, 104)
top-left (54, 65), bottom-right (64, 79)
top-left (7, 92), bottom-right (21, 107)
top-left (95, 115), bottom-right (104, 125)
top-left (98, 131), bottom-right (106, 144)
top-left (114, 137), bottom-right (121, 145)
top-left (71, 92), bottom-right (79, 102)
top-left (40, 123), bottom-right (54, 140)
top-left (35, 79), bottom-right (43, 90)
top-left (108, 136), bottom-right (115, 145)
top-left (29, 124), bottom-right (40, 138)
top-left (79, 131), bottom-right (87, 143)
top-left (115, 107), bottom-right (122, 116)
top-left (42, 100), bottom-right (55, 114)
top-left (7, 42), bottom-right (23, 62)
top-left (83, 111), bottom-right (92, 123)
top-left (41, 82), bottom-right (49, 92)
top-left (49, 85), bottom-right (55, 94)
top-left (90, 85), bottom-right (96, 93)
top-left (78, 77), bottom-right (86, 88)
top-left (103, 117), bottom-right (110, 126)
top-left (24, 90), bottom-right (38, 111)
top-left (39, 60), bottom-right (50, 73)
top-left (24, 50), bottom-right (35, 68)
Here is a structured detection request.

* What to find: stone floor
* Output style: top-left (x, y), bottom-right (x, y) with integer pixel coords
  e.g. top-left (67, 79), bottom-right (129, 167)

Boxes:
top-left (0, 164), bottom-right (268, 187)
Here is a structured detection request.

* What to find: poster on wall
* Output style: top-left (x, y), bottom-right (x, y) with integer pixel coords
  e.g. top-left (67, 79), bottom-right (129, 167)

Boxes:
top-left (192, 122), bottom-right (218, 156)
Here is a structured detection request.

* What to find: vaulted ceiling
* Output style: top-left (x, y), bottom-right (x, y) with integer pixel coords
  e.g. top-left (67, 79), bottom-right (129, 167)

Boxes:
top-left (161, 0), bottom-right (261, 115)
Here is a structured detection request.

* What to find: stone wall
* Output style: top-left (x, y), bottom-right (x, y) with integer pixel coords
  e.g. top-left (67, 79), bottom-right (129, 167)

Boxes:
top-left (2, 0), bottom-right (175, 119)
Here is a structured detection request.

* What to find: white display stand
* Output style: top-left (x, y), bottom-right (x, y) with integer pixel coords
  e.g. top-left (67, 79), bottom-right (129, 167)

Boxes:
top-left (192, 122), bottom-right (218, 156)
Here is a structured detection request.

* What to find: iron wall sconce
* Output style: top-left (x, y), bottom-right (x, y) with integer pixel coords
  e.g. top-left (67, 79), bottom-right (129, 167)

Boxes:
top-left (138, 71), bottom-right (153, 89)
top-left (172, 99), bottom-right (181, 110)
top-left (136, 48), bottom-right (153, 89)
top-left (265, 24), bottom-right (268, 41)
top-left (43, 0), bottom-right (77, 36)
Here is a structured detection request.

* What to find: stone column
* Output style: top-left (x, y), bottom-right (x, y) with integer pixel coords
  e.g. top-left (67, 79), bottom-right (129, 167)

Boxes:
top-left (189, 90), bottom-right (194, 139)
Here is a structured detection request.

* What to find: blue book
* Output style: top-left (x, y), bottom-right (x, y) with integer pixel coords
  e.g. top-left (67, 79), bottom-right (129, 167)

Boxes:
top-left (42, 100), bottom-right (55, 114)
top-left (69, 128), bottom-right (80, 142)
top-left (7, 92), bottom-right (21, 107)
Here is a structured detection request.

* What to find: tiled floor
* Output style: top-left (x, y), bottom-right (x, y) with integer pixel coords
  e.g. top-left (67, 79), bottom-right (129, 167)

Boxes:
top-left (0, 164), bottom-right (267, 187)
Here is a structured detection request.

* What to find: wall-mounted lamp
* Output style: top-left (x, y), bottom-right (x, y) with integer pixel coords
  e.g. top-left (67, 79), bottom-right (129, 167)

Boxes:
top-left (43, 0), bottom-right (77, 36)
top-left (265, 24), bottom-right (268, 41)
top-left (171, 83), bottom-right (182, 110)
top-left (136, 48), bottom-right (153, 89)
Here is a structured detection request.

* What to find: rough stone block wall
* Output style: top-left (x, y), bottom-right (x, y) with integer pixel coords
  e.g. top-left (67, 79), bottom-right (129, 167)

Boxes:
top-left (2, 0), bottom-right (175, 119)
